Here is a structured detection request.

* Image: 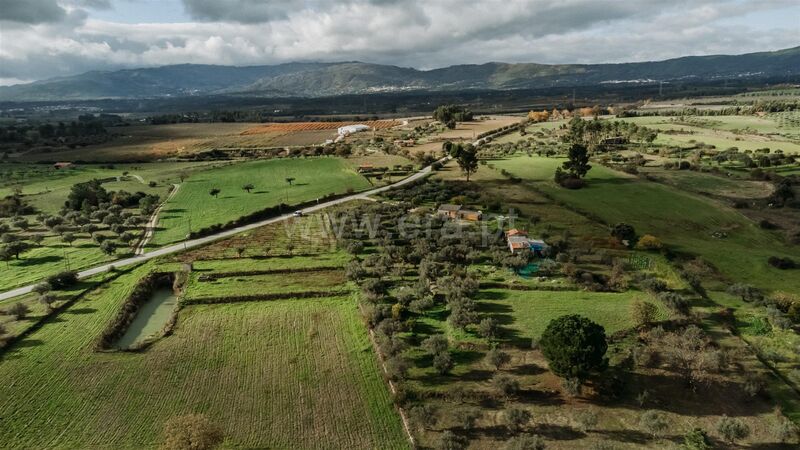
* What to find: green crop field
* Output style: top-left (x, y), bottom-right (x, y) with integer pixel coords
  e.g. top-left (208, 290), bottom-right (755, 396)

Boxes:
top-left (492, 156), bottom-right (800, 293)
top-left (184, 268), bottom-right (349, 300)
top-left (0, 257), bottom-right (407, 449)
top-left (150, 157), bottom-right (370, 246)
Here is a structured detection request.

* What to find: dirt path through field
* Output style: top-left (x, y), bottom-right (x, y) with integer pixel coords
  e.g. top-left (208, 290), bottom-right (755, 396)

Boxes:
top-left (134, 183), bottom-right (180, 255)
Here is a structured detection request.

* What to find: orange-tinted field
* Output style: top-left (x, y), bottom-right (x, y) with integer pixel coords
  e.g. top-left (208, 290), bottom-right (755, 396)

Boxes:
top-left (241, 120), bottom-right (401, 135)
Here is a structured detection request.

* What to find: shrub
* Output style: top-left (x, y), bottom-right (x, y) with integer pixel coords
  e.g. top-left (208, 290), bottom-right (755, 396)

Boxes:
top-left (539, 314), bottom-right (608, 382)
top-left (9, 302), bottom-right (30, 320)
top-left (716, 416), bottom-right (750, 443)
top-left (639, 277), bottom-right (667, 293)
top-left (453, 408), bottom-right (480, 430)
top-left (478, 317), bottom-right (499, 339)
top-left (727, 283), bottom-right (763, 302)
top-left (492, 373), bottom-right (520, 398)
top-left (658, 292), bottom-right (690, 315)
top-left (160, 414), bottom-right (223, 450)
top-left (422, 334), bottom-right (449, 355)
top-left (635, 234), bottom-right (663, 250)
top-left (438, 430), bottom-right (468, 450)
top-left (486, 347), bottom-right (510, 370)
top-left (743, 375), bottom-right (766, 397)
top-left (409, 404), bottom-right (438, 431)
top-left (683, 428), bottom-right (711, 450)
top-left (433, 352), bottom-right (454, 375)
top-left (505, 407), bottom-right (532, 432)
top-left (574, 409), bottom-right (598, 432)
top-left (385, 356), bottom-right (410, 381)
top-left (772, 417), bottom-right (799, 443)
top-left (631, 300), bottom-right (659, 328)
top-left (47, 271), bottom-right (78, 289)
top-left (610, 223), bottom-right (637, 247)
top-left (639, 410), bottom-right (668, 438)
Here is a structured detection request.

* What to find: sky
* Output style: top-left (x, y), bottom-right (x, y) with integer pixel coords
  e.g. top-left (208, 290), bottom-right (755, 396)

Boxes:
top-left (0, 0), bottom-right (798, 86)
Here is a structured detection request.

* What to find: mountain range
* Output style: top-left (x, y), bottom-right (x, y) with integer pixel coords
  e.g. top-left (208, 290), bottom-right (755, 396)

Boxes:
top-left (1, 46), bottom-right (798, 102)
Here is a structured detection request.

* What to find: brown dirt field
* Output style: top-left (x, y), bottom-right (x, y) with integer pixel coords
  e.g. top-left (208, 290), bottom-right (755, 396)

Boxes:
top-left (403, 116), bottom-right (524, 155)
top-left (241, 120), bottom-right (401, 135)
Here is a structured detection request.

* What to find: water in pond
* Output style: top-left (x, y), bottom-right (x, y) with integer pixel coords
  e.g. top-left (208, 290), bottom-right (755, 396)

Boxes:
top-left (115, 287), bottom-right (178, 349)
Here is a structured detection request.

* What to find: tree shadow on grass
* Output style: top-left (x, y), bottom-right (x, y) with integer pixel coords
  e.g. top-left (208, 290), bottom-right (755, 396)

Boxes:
top-left (624, 371), bottom-right (774, 417)
top-left (507, 363), bottom-right (546, 376)
top-left (15, 255), bottom-right (61, 266)
top-left (591, 429), bottom-right (654, 445)
top-left (516, 388), bottom-right (565, 407)
top-left (475, 290), bottom-right (509, 301)
top-left (533, 423), bottom-right (585, 441)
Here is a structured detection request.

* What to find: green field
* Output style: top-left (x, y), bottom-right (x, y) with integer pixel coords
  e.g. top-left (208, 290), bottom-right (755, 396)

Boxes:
top-left (0, 260), bottom-right (406, 449)
top-left (492, 156), bottom-right (800, 293)
top-left (150, 158), bottom-right (370, 246)
top-left (478, 289), bottom-right (668, 340)
top-left (0, 162), bottom-right (214, 214)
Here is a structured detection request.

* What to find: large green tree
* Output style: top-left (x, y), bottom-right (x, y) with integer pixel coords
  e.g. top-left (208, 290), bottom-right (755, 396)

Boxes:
top-left (562, 143), bottom-right (591, 178)
top-left (449, 143), bottom-right (479, 181)
top-left (539, 314), bottom-right (608, 383)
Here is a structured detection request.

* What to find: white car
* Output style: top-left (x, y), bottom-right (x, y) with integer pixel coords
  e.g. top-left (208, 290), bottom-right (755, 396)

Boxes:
top-left (293, 210), bottom-right (304, 217)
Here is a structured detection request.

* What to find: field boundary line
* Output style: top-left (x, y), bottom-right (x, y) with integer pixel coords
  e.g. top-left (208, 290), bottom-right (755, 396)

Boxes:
top-left (360, 303), bottom-right (416, 448)
top-left (134, 183), bottom-right (181, 255)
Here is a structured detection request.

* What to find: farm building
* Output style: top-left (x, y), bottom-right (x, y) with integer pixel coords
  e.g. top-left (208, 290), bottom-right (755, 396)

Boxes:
top-left (458, 209), bottom-right (482, 221)
top-left (436, 204), bottom-right (483, 221)
top-left (437, 204), bottom-right (462, 219)
top-left (506, 229), bottom-right (547, 254)
top-left (338, 124), bottom-right (370, 136)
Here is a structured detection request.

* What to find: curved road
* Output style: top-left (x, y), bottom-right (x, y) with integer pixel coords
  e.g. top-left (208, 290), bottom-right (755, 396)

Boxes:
top-left (0, 159), bottom-right (444, 302)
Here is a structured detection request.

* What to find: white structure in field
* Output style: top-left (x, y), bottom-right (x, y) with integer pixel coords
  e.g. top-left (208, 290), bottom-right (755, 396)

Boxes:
top-left (337, 124), bottom-right (370, 136)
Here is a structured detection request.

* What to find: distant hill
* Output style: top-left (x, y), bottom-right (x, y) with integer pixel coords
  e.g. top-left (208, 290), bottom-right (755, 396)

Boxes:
top-left (1, 46), bottom-right (798, 101)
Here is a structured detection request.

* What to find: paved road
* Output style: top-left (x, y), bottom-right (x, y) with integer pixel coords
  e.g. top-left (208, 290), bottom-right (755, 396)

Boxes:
top-left (0, 159), bottom-right (442, 302)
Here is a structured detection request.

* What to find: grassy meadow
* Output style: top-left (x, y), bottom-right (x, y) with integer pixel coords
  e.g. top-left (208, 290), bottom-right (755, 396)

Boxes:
top-left (150, 157), bottom-right (370, 246)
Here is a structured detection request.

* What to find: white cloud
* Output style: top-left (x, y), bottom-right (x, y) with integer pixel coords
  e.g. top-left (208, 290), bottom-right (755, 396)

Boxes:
top-left (0, 0), bottom-right (797, 83)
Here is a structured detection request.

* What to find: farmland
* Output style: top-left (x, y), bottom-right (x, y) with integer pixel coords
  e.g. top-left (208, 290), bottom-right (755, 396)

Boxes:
top-left (491, 155), bottom-right (800, 293)
top-left (149, 157), bottom-right (371, 246)
top-left (0, 214), bottom-right (407, 449)
top-left (1, 106), bottom-right (800, 449)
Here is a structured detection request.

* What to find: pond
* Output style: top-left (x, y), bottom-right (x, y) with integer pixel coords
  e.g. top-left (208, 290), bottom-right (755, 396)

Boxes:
top-left (114, 287), bottom-right (178, 349)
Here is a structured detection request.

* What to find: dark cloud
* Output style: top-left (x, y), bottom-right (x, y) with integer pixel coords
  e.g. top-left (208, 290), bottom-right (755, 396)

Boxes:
top-left (0, 0), bottom-right (67, 24)
top-left (182, 0), bottom-right (301, 23)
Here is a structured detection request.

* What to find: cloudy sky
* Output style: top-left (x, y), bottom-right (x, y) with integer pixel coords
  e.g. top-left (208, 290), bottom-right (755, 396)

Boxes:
top-left (0, 0), bottom-right (798, 85)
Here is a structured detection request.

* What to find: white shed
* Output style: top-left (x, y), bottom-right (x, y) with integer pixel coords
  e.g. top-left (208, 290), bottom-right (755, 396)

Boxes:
top-left (337, 124), bottom-right (370, 136)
